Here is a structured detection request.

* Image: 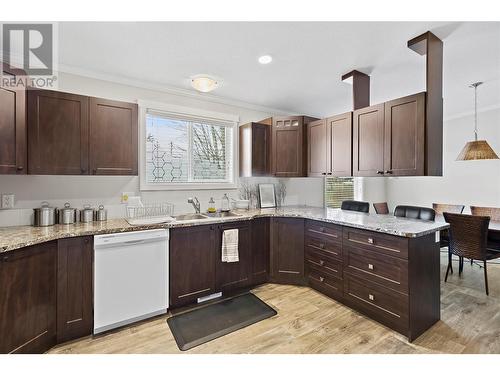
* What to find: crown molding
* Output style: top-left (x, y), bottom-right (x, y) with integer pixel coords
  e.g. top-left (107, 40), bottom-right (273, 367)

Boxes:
top-left (57, 63), bottom-right (291, 116)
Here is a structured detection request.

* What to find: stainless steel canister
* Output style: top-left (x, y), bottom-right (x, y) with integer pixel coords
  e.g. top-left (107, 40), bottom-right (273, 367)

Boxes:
top-left (59, 202), bottom-right (78, 225)
top-left (33, 201), bottom-right (57, 227)
top-left (96, 205), bottom-right (107, 221)
top-left (81, 204), bottom-right (95, 223)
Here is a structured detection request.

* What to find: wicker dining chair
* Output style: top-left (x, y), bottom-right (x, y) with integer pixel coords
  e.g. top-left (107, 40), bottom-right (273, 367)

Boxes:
top-left (373, 202), bottom-right (389, 215)
top-left (444, 212), bottom-right (500, 295)
top-left (470, 206), bottom-right (500, 221)
top-left (432, 203), bottom-right (465, 249)
top-left (432, 203), bottom-right (465, 215)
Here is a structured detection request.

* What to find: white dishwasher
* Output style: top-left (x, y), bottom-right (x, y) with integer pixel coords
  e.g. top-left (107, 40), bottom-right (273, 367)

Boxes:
top-left (93, 229), bottom-right (169, 334)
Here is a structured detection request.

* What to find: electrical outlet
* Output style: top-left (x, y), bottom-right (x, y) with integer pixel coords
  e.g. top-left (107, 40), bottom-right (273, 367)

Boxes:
top-left (121, 192), bottom-right (134, 204)
top-left (1, 194), bottom-right (15, 209)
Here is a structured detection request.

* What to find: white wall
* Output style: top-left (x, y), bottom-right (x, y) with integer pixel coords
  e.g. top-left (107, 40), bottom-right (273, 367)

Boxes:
top-left (386, 107), bottom-right (500, 212)
top-left (0, 72), bottom-right (325, 226)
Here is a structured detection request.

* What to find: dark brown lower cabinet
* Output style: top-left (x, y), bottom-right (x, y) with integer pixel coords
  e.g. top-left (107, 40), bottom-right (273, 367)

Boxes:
top-left (251, 217), bottom-right (270, 285)
top-left (215, 221), bottom-right (252, 292)
top-left (57, 236), bottom-right (93, 343)
top-left (0, 242), bottom-right (57, 354)
top-left (270, 218), bottom-right (305, 285)
top-left (303, 221), bottom-right (440, 342)
top-left (169, 225), bottom-right (216, 308)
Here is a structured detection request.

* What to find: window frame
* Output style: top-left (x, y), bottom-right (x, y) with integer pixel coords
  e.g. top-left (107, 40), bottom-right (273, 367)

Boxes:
top-left (139, 100), bottom-right (239, 191)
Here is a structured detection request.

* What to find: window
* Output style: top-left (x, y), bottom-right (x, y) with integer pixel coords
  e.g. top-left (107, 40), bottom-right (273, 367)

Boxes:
top-left (140, 103), bottom-right (238, 190)
top-left (324, 177), bottom-right (355, 208)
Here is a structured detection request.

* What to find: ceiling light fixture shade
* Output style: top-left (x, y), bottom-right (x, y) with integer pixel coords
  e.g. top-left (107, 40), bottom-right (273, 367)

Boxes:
top-left (456, 82), bottom-right (499, 161)
top-left (258, 55), bottom-right (272, 64)
top-left (190, 75), bottom-right (219, 93)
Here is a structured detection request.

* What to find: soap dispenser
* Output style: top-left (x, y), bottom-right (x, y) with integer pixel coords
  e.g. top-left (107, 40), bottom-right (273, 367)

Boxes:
top-left (221, 194), bottom-right (230, 212)
top-left (208, 197), bottom-right (217, 213)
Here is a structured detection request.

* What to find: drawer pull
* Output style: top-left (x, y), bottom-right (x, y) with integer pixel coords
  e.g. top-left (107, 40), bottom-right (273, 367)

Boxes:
top-left (319, 276), bottom-right (325, 282)
top-left (368, 263), bottom-right (374, 270)
top-left (368, 294), bottom-right (375, 301)
top-left (319, 243), bottom-right (325, 249)
top-left (367, 238), bottom-right (374, 244)
top-left (319, 260), bottom-right (325, 266)
top-left (319, 227), bottom-right (325, 232)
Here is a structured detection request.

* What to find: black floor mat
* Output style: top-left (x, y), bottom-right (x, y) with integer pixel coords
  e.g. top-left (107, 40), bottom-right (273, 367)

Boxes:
top-left (167, 293), bottom-right (277, 351)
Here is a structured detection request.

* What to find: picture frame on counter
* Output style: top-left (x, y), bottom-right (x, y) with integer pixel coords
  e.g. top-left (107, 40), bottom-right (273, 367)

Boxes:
top-left (258, 183), bottom-right (276, 208)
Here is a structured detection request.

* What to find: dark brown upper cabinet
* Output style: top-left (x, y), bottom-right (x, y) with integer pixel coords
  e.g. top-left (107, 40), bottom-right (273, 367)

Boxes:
top-left (384, 93), bottom-right (425, 176)
top-left (327, 112), bottom-right (353, 176)
top-left (353, 103), bottom-right (385, 176)
top-left (89, 97), bottom-right (138, 175)
top-left (28, 89), bottom-right (89, 175)
top-left (239, 121), bottom-right (271, 177)
top-left (56, 236), bottom-right (93, 344)
top-left (307, 119), bottom-right (327, 177)
top-left (26, 90), bottom-right (138, 176)
top-left (272, 116), bottom-right (317, 177)
top-left (0, 64), bottom-right (26, 174)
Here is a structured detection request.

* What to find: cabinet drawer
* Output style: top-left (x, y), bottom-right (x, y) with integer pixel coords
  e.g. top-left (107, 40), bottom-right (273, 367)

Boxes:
top-left (307, 267), bottom-right (343, 301)
top-left (306, 220), bottom-right (342, 242)
top-left (344, 246), bottom-right (408, 293)
top-left (305, 235), bottom-right (342, 260)
top-left (305, 250), bottom-right (342, 279)
top-left (344, 275), bottom-right (408, 335)
top-left (342, 227), bottom-right (408, 259)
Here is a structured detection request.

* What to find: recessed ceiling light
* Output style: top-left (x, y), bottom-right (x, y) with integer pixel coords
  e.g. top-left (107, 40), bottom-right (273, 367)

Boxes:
top-left (191, 75), bottom-right (219, 93)
top-left (258, 55), bottom-right (273, 65)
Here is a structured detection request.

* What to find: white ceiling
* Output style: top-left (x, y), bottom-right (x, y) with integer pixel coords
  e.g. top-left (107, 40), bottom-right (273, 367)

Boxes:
top-left (57, 22), bottom-right (500, 118)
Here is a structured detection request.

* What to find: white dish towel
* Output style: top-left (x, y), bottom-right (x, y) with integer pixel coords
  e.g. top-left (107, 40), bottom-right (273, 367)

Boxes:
top-left (222, 229), bottom-right (239, 263)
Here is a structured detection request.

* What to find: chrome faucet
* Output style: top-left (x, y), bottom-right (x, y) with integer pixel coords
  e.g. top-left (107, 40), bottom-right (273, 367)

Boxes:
top-left (188, 197), bottom-right (201, 214)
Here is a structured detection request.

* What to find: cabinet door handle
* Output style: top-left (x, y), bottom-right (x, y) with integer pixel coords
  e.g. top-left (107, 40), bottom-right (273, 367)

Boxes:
top-left (367, 238), bottom-right (374, 244)
top-left (319, 243), bottom-right (325, 249)
top-left (321, 172), bottom-right (327, 175)
top-left (17, 166), bottom-right (23, 171)
top-left (319, 227), bottom-right (325, 232)
top-left (384, 170), bottom-right (393, 174)
top-left (327, 172), bottom-right (332, 175)
top-left (368, 263), bottom-right (374, 270)
top-left (368, 294), bottom-right (375, 301)
top-left (319, 260), bottom-right (325, 266)
top-left (376, 170), bottom-right (384, 175)
top-left (319, 276), bottom-right (325, 282)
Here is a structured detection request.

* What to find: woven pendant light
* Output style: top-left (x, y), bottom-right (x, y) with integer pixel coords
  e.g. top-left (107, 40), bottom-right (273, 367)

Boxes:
top-left (456, 82), bottom-right (499, 161)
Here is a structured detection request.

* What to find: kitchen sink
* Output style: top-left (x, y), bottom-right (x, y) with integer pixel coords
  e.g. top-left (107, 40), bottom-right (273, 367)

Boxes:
top-left (173, 213), bottom-right (209, 221)
top-left (208, 211), bottom-right (242, 218)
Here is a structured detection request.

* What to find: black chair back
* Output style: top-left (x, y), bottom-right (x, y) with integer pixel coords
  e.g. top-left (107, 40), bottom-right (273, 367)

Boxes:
top-left (341, 200), bottom-right (369, 213)
top-left (394, 205), bottom-right (436, 221)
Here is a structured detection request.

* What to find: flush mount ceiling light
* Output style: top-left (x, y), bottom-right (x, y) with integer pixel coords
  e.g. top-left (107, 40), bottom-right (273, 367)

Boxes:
top-left (190, 75), bottom-right (219, 93)
top-left (456, 82), bottom-right (499, 161)
top-left (258, 55), bottom-right (273, 64)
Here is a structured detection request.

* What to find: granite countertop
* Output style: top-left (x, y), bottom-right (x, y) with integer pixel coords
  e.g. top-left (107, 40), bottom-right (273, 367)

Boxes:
top-left (0, 206), bottom-right (449, 253)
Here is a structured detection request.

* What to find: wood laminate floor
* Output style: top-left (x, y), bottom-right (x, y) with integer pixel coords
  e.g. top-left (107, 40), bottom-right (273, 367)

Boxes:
top-left (49, 253), bottom-right (500, 354)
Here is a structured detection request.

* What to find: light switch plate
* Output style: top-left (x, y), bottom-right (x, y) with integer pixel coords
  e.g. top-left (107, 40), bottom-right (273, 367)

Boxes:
top-left (1, 194), bottom-right (15, 209)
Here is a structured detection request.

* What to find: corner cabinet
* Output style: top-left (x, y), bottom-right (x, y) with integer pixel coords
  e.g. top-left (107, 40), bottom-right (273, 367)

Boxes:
top-left (25, 89), bottom-right (138, 176)
top-left (89, 98), bottom-right (138, 175)
top-left (0, 64), bottom-right (27, 174)
top-left (270, 217), bottom-right (305, 285)
top-left (239, 122), bottom-right (271, 177)
top-left (353, 93), bottom-right (426, 177)
top-left (272, 116), bottom-right (317, 177)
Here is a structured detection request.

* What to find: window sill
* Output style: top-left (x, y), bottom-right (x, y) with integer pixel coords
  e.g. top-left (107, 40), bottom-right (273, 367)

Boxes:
top-left (140, 182), bottom-right (238, 191)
